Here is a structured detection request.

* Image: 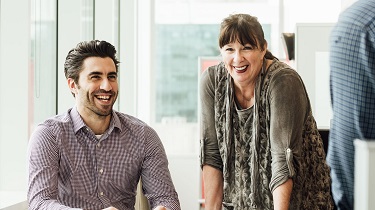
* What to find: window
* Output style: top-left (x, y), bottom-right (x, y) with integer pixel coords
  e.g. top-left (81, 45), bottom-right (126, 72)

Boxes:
top-left (155, 24), bottom-right (219, 123)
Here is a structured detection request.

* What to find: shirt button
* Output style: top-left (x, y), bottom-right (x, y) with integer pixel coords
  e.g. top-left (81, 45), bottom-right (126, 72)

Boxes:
top-left (97, 143), bottom-right (100, 147)
top-left (99, 168), bottom-right (104, 173)
top-left (100, 192), bottom-right (104, 196)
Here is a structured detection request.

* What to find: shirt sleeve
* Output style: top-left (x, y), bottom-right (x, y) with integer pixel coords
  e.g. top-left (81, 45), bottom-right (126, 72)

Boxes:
top-left (27, 125), bottom-right (81, 210)
top-left (141, 126), bottom-right (181, 210)
top-left (199, 67), bottom-right (223, 170)
top-left (267, 69), bottom-right (308, 192)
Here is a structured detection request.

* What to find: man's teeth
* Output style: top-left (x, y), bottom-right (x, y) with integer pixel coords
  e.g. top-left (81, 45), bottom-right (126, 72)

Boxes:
top-left (97, 95), bottom-right (110, 100)
top-left (234, 66), bottom-right (247, 70)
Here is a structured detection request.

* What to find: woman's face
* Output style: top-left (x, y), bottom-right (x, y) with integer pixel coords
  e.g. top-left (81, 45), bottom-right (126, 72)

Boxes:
top-left (220, 40), bottom-right (266, 85)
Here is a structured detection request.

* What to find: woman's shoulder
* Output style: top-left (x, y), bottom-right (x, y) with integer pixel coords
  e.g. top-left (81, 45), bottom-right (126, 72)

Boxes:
top-left (205, 61), bottom-right (225, 74)
top-left (267, 59), bottom-right (301, 80)
top-left (201, 62), bottom-right (226, 82)
top-left (268, 59), bottom-right (294, 73)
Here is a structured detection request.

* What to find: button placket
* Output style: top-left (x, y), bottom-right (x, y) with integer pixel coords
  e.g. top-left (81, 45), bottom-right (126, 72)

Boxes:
top-left (96, 139), bottom-right (107, 203)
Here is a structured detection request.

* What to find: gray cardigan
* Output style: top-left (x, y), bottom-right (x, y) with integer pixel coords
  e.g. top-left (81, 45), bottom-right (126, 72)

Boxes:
top-left (200, 59), bottom-right (333, 209)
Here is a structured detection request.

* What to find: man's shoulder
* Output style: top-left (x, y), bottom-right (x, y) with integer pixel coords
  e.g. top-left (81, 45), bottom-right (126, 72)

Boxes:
top-left (113, 111), bottom-right (149, 129)
top-left (44, 109), bottom-right (71, 123)
top-left (340, 1), bottom-right (375, 27)
top-left (38, 109), bottom-right (73, 131)
top-left (30, 109), bottom-right (74, 141)
top-left (113, 111), bottom-right (159, 139)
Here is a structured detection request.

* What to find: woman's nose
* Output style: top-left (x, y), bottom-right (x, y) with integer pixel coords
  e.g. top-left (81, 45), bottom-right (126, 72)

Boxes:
top-left (233, 51), bottom-right (243, 63)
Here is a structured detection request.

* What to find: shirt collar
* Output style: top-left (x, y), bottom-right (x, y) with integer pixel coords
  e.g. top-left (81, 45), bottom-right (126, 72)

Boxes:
top-left (70, 106), bottom-right (122, 134)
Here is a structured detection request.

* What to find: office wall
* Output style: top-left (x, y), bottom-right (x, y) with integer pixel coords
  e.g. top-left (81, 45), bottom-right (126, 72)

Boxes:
top-left (0, 0), bottom-right (29, 207)
top-left (295, 23), bottom-right (334, 129)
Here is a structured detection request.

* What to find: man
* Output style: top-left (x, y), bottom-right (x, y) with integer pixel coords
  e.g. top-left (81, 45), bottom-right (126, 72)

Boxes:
top-left (328, 1), bottom-right (375, 209)
top-left (27, 40), bottom-right (181, 210)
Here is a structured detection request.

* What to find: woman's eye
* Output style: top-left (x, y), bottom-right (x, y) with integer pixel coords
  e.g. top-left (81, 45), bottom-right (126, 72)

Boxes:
top-left (243, 46), bottom-right (253, 50)
top-left (225, 48), bottom-right (234, 51)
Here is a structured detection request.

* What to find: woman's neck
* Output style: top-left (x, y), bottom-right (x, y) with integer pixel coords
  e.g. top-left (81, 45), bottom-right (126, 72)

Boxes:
top-left (235, 83), bottom-right (255, 109)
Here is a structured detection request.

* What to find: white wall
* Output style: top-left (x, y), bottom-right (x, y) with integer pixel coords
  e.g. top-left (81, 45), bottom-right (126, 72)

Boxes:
top-left (354, 139), bottom-right (375, 210)
top-left (295, 23), bottom-right (334, 129)
top-left (0, 0), bottom-right (29, 207)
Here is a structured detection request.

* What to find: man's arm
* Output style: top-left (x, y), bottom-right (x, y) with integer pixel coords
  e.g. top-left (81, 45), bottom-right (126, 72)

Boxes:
top-left (202, 165), bottom-right (223, 210)
top-left (141, 126), bottom-right (181, 210)
top-left (272, 178), bottom-right (293, 210)
top-left (27, 125), bottom-right (79, 210)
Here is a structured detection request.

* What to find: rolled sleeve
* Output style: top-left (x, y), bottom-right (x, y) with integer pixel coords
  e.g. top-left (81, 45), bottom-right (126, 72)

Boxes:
top-left (199, 67), bottom-right (223, 170)
top-left (268, 69), bottom-right (307, 192)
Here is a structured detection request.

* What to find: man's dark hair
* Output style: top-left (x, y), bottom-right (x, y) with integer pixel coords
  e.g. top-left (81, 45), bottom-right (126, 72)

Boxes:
top-left (64, 40), bottom-right (120, 84)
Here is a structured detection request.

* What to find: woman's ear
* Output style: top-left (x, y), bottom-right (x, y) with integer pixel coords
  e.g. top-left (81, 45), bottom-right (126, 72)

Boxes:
top-left (263, 41), bottom-right (268, 52)
top-left (261, 41), bottom-right (268, 57)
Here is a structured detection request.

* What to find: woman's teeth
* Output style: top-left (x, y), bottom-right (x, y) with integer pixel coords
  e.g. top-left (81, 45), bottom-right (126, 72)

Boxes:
top-left (234, 66), bottom-right (247, 70)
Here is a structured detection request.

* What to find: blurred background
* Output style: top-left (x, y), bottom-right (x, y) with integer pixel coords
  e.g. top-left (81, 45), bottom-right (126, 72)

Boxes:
top-left (0, 0), bottom-right (354, 209)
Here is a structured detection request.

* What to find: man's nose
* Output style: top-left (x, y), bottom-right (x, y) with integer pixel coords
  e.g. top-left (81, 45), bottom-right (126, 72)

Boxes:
top-left (100, 78), bottom-right (112, 91)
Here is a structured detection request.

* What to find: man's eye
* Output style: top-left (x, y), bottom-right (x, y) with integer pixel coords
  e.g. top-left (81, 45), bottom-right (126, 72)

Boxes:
top-left (225, 48), bottom-right (234, 51)
top-left (91, 75), bottom-right (100, 79)
top-left (109, 75), bottom-right (117, 80)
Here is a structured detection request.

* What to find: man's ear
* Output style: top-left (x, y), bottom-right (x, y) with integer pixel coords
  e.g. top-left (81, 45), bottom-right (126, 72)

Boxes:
top-left (67, 78), bottom-right (78, 95)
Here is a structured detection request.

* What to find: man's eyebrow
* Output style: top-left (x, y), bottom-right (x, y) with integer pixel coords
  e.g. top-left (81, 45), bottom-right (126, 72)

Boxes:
top-left (88, 71), bottom-right (102, 76)
top-left (87, 71), bottom-right (117, 77)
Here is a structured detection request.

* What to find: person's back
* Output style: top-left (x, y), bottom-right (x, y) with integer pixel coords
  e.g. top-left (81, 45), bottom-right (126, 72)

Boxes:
top-left (328, 1), bottom-right (375, 209)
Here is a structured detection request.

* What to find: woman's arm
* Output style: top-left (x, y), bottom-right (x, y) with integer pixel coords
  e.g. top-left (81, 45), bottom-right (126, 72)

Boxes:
top-left (202, 165), bottom-right (223, 209)
top-left (200, 66), bottom-right (224, 209)
top-left (272, 178), bottom-right (293, 210)
top-left (268, 68), bottom-right (308, 207)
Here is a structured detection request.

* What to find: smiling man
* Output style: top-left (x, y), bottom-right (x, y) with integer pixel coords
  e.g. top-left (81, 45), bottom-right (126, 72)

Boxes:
top-left (27, 40), bottom-right (180, 210)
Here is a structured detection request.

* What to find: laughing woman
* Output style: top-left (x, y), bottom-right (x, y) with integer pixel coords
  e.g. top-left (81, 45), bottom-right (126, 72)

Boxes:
top-left (199, 13), bottom-right (334, 210)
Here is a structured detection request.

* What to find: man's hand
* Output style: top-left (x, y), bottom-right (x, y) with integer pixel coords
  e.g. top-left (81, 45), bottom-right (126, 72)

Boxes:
top-left (102, 207), bottom-right (118, 210)
top-left (153, 206), bottom-right (167, 210)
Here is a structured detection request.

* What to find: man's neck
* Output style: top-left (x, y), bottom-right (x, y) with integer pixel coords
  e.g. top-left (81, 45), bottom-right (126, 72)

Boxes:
top-left (78, 109), bottom-right (112, 135)
top-left (85, 116), bottom-right (111, 135)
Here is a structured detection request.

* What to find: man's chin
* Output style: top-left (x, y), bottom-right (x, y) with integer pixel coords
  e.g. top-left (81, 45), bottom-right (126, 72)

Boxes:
top-left (97, 109), bottom-right (113, 117)
top-left (94, 106), bottom-right (113, 117)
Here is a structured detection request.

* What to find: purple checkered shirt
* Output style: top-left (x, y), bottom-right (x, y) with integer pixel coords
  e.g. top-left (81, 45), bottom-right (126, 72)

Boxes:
top-left (27, 107), bottom-right (180, 210)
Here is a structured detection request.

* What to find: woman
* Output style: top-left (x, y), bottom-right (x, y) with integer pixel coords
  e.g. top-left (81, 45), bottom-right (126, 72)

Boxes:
top-left (200, 14), bottom-right (333, 210)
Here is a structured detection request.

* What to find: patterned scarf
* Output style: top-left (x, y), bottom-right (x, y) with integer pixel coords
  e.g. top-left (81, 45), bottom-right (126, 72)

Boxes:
top-left (213, 59), bottom-right (334, 209)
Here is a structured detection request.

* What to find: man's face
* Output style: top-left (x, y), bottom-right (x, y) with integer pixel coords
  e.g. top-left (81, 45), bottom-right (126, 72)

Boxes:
top-left (68, 56), bottom-right (118, 119)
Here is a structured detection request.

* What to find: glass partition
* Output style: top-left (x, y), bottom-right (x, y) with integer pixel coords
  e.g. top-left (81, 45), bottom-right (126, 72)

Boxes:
top-left (30, 0), bottom-right (57, 133)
